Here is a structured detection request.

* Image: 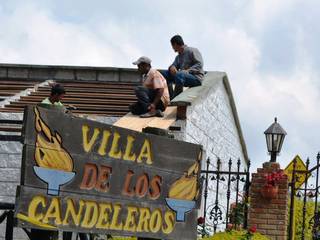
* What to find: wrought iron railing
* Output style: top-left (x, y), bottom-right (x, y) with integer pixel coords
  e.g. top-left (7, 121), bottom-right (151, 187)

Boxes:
top-left (200, 157), bottom-right (250, 236)
top-left (288, 153), bottom-right (320, 240)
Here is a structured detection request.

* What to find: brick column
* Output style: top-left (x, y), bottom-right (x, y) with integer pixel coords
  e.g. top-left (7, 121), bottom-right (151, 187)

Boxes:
top-left (248, 162), bottom-right (289, 240)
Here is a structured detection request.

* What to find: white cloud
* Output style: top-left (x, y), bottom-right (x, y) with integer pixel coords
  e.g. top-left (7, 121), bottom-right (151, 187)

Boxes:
top-left (0, 0), bottom-right (320, 171)
top-left (0, 3), bottom-right (142, 66)
top-left (250, 0), bottom-right (298, 30)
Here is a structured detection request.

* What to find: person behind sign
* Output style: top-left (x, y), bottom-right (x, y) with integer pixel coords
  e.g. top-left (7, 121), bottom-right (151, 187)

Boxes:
top-left (41, 83), bottom-right (66, 106)
top-left (161, 35), bottom-right (204, 99)
top-left (40, 84), bottom-right (88, 240)
top-left (130, 56), bottom-right (170, 118)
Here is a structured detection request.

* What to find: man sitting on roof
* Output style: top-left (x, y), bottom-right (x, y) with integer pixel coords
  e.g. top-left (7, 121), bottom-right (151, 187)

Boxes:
top-left (130, 56), bottom-right (170, 118)
top-left (41, 83), bottom-right (65, 106)
top-left (162, 35), bottom-right (204, 99)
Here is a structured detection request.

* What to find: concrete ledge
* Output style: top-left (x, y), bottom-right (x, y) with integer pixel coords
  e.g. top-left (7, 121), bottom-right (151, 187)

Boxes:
top-left (0, 63), bottom-right (140, 83)
top-left (170, 71), bottom-right (226, 106)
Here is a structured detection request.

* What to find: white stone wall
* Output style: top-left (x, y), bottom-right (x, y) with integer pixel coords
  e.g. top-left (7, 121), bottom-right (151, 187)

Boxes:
top-left (185, 80), bottom-right (246, 168)
top-left (173, 80), bottom-right (247, 232)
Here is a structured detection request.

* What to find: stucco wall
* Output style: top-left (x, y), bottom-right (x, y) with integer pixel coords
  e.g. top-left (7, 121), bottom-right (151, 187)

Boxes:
top-left (175, 79), bottom-right (246, 170)
top-left (173, 80), bottom-right (247, 231)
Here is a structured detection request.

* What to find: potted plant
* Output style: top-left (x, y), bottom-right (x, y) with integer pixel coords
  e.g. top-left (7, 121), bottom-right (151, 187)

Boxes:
top-left (260, 170), bottom-right (284, 199)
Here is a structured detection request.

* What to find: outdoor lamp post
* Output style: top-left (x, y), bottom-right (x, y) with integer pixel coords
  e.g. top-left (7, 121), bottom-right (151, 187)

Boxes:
top-left (264, 117), bottom-right (287, 162)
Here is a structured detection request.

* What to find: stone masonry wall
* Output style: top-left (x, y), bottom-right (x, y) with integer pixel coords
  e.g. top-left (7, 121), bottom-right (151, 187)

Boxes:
top-left (173, 80), bottom-right (247, 231)
top-left (184, 80), bottom-right (246, 171)
top-left (248, 162), bottom-right (289, 240)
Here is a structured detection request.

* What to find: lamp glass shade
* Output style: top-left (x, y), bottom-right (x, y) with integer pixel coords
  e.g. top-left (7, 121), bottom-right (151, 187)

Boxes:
top-left (265, 133), bottom-right (285, 153)
top-left (264, 118), bottom-right (287, 155)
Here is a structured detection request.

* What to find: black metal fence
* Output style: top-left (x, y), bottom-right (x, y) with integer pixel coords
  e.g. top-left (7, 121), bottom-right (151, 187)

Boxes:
top-left (200, 157), bottom-right (251, 236)
top-left (288, 153), bottom-right (320, 240)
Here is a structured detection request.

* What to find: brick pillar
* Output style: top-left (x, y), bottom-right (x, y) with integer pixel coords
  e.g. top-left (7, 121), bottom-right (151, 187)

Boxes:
top-left (248, 162), bottom-right (289, 240)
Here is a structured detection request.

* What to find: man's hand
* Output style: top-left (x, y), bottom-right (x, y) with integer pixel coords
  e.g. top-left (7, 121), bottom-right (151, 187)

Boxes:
top-left (169, 65), bottom-right (178, 75)
top-left (148, 103), bottom-right (156, 112)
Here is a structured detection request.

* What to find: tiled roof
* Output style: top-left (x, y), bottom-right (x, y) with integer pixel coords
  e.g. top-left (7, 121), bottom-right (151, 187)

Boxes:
top-left (0, 79), bottom-right (138, 116)
top-left (0, 79), bottom-right (42, 101)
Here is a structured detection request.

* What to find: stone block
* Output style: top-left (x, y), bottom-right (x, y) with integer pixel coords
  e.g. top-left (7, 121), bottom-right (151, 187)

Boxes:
top-left (98, 71), bottom-right (118, 81)
top-left (29, 68), bottom-right (55, 79)
top-left (8, 67), bottom-right (28, 78)
top-left (119, 71), bottom-right (140, 82)
top-left (0, 141), bottom-right (23, 154)
top-left (0, 168), bottom-right (20, 182)
top-left (0, 153), bottom-right (9, 167)
top-left (0, 195), bottom-right (15, 203)
top-left (0, 67), bottom-right (7, 77)
top-left (0, 182), bottom-right (18, 197)
top-left (7, 154), bottom-right (22, 168)
top-left (0, 112), bottom-right (23, 120)
top-left (54, 69), bottom-right (75, 80)
top-left (75, 70), bottom-right (97, 81)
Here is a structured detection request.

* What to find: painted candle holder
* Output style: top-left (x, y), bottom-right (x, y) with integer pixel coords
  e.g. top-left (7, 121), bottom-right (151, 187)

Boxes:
top-left (166, 198), bottom-right (195, 222)
top-left (33, 166), bottom-right (75, 196)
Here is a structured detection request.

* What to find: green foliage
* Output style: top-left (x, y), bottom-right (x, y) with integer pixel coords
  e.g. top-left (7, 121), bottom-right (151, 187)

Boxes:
top-left (229, 201), bottom-right (247, 227)
top-left (290, 198), bottom-right (315, 240)
top-left (201, 230), bottom-right (270, 240)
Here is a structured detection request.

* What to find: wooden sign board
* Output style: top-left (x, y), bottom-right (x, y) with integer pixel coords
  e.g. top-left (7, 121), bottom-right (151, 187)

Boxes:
top-left (15, 106), bottom-right (202, 240)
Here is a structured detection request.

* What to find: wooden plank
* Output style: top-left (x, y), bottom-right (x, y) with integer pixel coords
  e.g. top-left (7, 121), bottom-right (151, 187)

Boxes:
top-left (7, 102), bottom-right (130, 110)
top-left (0, 80), bottom-right (40, 85)
top-left (0, 126), bottom-right (22, 132)
top-left (56, 81), bottom-right (138, 87)
top-left (113, 107), bottom-right (177, 132)
top-left (30, 92), bottom-right (136, 100)
top-left (0, 108), bottom-right (22, 112)
top-left (19, 96), bottom-right (136, 105)
top-left (41, 84), bottom-right (137, 90)
top-left (37, 87), bottom-right (135, 94)
top-left (0, 108), bottom-right (126, 116)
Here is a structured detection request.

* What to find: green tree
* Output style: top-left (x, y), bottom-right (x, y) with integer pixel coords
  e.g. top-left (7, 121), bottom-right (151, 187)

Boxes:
top-left (289, 198), bottom-right (315, 239)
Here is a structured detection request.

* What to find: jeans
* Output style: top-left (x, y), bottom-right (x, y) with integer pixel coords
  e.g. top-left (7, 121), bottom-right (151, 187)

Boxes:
top-left (161, 70), bottom-right (201, 86)
top-left (130, 86), bottom-right (165, 115)
top-left (161, 70), bottom-right (201, 98)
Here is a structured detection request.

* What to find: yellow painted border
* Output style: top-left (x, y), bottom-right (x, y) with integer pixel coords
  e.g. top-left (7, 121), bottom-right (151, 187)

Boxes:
top-left (17, 213), bottom-right (57, 230)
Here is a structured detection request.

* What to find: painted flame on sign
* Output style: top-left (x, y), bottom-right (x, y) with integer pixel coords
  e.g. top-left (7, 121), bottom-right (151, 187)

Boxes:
top-left (168, 161), bottom-right (199, 201)
top-left (34, 107), bottom-right (73, 172)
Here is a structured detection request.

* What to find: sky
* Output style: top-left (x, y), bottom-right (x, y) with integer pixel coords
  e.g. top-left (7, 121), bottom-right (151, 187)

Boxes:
top-left (0, 0), bottom-right (319, 171)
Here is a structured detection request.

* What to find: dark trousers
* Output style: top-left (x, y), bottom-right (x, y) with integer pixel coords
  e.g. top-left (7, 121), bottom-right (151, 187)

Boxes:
top-left (161, 70), bottom-right (201, 98)
top-left (130, 86), bottom-right (165, 115)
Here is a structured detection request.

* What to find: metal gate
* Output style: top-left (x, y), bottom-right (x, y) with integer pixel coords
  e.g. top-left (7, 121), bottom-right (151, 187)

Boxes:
top-left (200, 157), bottom-right (250, 236)
top-left (288, 153), bottom-right (320, 240)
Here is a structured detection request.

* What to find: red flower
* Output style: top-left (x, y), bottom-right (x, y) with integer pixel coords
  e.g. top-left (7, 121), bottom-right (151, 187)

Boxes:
top-left (226, 223), bottom-right (233, 231)
top-left (230, 202), bottom-right (237, 209)
top-left (249, 225), bottom-right (257, 233)
top-left (197, 217), bottom-right (205, 225)
top-left (264, 170), bottom-right (284, 187)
